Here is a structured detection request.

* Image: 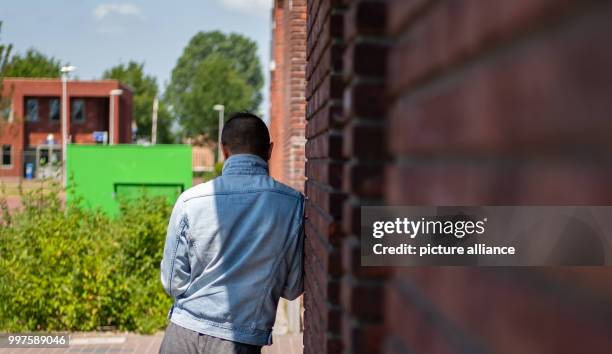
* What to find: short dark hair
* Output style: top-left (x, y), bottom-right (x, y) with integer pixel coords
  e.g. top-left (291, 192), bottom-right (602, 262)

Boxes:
top-left (221, 112), bottom-right (270, 160)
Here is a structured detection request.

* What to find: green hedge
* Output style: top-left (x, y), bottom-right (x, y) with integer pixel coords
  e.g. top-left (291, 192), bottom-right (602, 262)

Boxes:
top-left (0, 181), bottom-right (172, 333)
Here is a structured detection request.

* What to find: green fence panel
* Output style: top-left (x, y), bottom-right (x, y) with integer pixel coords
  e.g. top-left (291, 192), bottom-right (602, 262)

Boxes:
top-left (66, 144), bottom-right (192, 215)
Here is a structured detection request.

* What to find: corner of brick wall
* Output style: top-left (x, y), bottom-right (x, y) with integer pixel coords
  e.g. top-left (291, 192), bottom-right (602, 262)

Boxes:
top-left (304, 0), bottom-right (346, 352)
top-left (304, 0), bottom-right (392, 353)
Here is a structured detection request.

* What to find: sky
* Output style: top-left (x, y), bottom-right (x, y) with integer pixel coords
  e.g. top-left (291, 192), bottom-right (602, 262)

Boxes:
top-left (0, 0), bottom-right (273, 121)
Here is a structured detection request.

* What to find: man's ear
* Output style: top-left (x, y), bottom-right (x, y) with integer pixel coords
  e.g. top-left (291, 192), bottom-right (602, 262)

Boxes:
top-left (267, 142), bottom-right (274, 161)
top-left (222, 144), bottom-right (231, 160)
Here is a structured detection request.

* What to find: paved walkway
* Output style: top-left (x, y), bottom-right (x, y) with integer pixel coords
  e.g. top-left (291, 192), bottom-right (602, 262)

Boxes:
top-left (262, 334), bottom-right (302, 354)
top-left (0, 332), bottom-right (302, 354)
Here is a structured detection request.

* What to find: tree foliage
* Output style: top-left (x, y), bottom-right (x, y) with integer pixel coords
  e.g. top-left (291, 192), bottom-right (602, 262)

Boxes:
top-left (103, 61), bottom-right (174, 143)
top-left (0, 22), bottom-right (12, 78)
top-left (0, 182), bottom-right (173, 333)
top-left (0, 22), bottom-right (13, 121)
top-left (176, 55), bottom-right (253, 137)
top-left (3, 48), bottom-right (62, 78)
top-left (167, 31), bottom-right (263, 138)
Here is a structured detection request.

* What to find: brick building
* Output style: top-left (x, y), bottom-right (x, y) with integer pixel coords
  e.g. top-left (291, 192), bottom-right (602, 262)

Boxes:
top-left (269, 0), bottom-right (308, 336)
top-left (269, 0), bottom-right (307, 192)
top-left (271, 0), bottom-right (612, 353)
top-left (0, 78), bottom-right (133, 178)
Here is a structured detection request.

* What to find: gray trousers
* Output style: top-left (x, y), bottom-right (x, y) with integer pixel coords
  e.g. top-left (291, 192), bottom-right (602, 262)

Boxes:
top-left (159, 322), bottom-right (262, 354)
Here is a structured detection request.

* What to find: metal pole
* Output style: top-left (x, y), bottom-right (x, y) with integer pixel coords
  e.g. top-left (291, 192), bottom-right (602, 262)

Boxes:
top-left (60, 65), bottom-right (75, 186)
top-left (61, 74), bottom-right (68, 186)
top-left (217, 107), bottom-right (224, 162)
top-left (152, 96), bottom-right (159, 144)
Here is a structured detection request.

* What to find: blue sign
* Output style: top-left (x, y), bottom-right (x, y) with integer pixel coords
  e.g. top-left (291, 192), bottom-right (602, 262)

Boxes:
top-left (25, 163), bottom-right (34, 180)
top-left (93, 131), bottom-right (108, 144)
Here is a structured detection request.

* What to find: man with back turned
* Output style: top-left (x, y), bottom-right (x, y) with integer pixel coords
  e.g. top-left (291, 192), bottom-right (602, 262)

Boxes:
top-left (159, 112), bottom-right (304, 354)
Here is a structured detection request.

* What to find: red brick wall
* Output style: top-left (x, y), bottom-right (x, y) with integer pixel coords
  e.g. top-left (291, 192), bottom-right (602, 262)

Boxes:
top-left (269, 1), bottom-right (285, 181)
top-left (302, 0), bottom-right (612, 354)
top-left (269, 0), bottom-right (307, 192)
top-left (65, 97), bottom-right (109, 144)
top-left (119, 89), bottom-right (133, 143)
top-left (340, 1), bottom-right (389, 354)
top-left (304, 0), bottom-right (390, 353)
top-left (0, 116), bottom-right (23, 178)
top-left (304, 0), bottom-right (347, 352)
top-left (384, 1), bottom-right (612, 354)
top-left (21, 97), bottom-right (60, 147)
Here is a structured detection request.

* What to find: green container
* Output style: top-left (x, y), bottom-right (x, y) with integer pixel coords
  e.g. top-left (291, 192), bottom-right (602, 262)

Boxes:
top-left (66, 144), bottom-right (192, 215)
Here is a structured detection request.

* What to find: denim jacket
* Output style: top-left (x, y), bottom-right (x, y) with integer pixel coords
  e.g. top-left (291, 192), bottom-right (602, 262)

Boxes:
top-left (160, 154), bottom-right (304, 346)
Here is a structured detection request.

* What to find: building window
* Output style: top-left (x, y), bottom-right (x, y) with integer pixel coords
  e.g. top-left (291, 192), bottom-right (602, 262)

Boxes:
top-left (49, 98), bottom-right (60, 122)
top-left (71, 99), bottom-right (85, 122)
top-left (26, 98), bottom-right (39, 122)
top-left (1, 145), bottom-right (11, 168)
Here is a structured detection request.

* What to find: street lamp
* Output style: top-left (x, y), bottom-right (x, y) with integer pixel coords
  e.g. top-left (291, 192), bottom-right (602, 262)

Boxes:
top-left (213, 104), bottom-right (225, 162)
top-left (109, 89), bottom-right (123, 145)
top-left (60, 65), bottom-right (76, 187)
top-left (151, 96), bottom-right (159, 144)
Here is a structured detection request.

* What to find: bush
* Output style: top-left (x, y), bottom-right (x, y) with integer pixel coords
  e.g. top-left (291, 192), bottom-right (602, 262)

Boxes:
top-left (214, 161), bottom-right (224, 176)
top-left (0, 181), bottom-right (172, 333)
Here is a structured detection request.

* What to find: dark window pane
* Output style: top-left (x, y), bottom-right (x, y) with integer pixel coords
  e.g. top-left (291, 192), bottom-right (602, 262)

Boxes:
top-left (71, 99), bottom-right (85, 122)
top-left (26, 98), bottom-right (38, 122)
top-left (50, 98), bottom-right (60, 121)
top-left (1, 145), bottom-right (11, 166)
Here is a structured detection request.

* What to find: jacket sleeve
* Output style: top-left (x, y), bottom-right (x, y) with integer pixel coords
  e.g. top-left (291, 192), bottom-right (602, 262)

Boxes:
top-left (281, 199), bottom-right (305, 300)
top-left (160, 197), bottom-right (191, 299)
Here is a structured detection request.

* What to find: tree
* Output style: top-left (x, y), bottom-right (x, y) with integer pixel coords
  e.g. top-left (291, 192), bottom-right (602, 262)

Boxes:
top-left (0, 22), bottom-right (11, 79)
top-left (3, 48), bottom-right (62, 78)
top-left (0, 22), bottom-right (13, 122)
top-left (167, 31), bottom-right (263, 138)
top-left (103, 61), bottom-right (174, 143)
top-left (174, 55), bottom-right (253, 138)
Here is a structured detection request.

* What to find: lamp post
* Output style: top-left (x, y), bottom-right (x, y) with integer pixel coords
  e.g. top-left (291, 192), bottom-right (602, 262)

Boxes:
top-left (151, 96), bottom-right (159, 144)
top-left (109, 89), bottom-right (124, 145)
top-left (213, 104), bottom-right (225, 162)
top-left (60, 65), bottom-right (76, 187)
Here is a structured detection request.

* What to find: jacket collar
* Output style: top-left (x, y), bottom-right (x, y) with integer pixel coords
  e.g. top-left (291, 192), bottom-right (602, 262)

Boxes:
top-left (221, 154), bottom-right (269, 176)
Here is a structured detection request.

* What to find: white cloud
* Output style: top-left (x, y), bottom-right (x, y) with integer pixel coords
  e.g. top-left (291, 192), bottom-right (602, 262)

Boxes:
top-left (93, 3), bottom-right (142, 20)
top-left (218, 0), bottom-right (272, 15)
